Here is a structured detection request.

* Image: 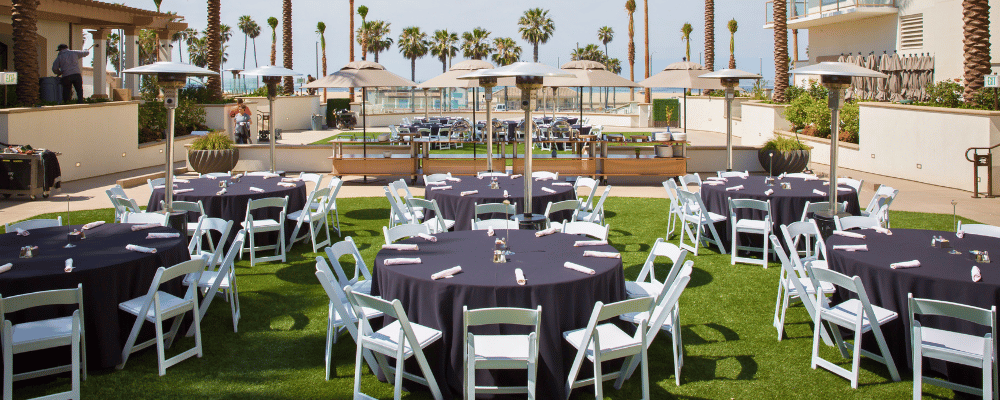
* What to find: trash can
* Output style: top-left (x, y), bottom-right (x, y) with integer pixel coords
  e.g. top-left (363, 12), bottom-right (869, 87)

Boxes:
top-left (311, 114), bottom-right (324, 131)
top-left (39, 77), bottom-right (62, 104)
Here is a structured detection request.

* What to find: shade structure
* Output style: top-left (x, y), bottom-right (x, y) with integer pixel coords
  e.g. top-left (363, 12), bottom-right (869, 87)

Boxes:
top-left (241, 66), bottom-right (303, 173)
top-left (416, 59), bottom-right (494, 89)
top-left (546, 60), bottom-right (640, 128)
top-left (640, 61), bottom-right (725, 131)
top-left (698, 69), bottom-right (762, 172)
top-left (787, 62), bottom-right (889, 79)
top-left (123, 62), bottom-right (217, 213)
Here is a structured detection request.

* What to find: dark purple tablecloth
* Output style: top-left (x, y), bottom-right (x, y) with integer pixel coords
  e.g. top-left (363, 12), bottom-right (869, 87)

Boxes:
top-left (424, 176), bottom-right (575, 230)
top-left (0, 224), bottom-right (189, 370)
top-left (373, 230), bottom-right (626, 399)
top-left (827, 228), bottom-right (1000, 386)
top-left (147, 176), bottom-right (307, 246)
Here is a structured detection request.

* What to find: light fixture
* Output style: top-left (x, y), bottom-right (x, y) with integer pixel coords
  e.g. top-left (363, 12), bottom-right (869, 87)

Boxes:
top-left (241, 65), bottom-right (303, 173)
top-left (698, 69), bottom-right (762, 171)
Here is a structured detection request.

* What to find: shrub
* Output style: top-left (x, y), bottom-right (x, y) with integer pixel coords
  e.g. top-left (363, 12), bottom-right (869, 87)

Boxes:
top-left (783, 94), bottom-right (813, 130)
top-left (761, 135), bottom-right (809, 151)
top-left (839, 101), bottom-right (860, 144)
top-left (137, 98), bottom-right (208, 143)
top-left (189, 131), bottom-right (235, 150)
top-left (923, 80), bottom-right (963, 108)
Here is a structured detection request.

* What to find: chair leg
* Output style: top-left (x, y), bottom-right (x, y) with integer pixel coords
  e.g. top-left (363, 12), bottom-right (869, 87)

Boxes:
top-left (466, 342), bottom-right (475, 400)
top-left (153, 303), bottom-right (167, 376)
top-left (731, 226), bottom-right (738, 265)
top-left (71, 321), bottom-right (80, 399)
top-left (912, 338), bottom-right (921, 400)
top-left (4, 326), bottom-right (13, 400)
top-left (593, 354), bottom-right (604, 400)
top-left (850, 328), bottom-right (863, 389)
top-left (394, 339), bottom-right (406, 400)
top-left (325, 310), bottom-right (334, 381)
top-left (811, 314), bottom-right (823, 371)
top-left (353, 338), bottom-right (365, 396)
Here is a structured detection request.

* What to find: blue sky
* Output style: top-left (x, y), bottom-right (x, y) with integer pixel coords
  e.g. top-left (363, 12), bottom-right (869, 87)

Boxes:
top-left (114, 0), bottom-right (802, 85)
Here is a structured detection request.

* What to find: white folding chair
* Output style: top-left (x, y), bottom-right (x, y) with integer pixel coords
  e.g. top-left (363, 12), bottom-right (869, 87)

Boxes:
top-left (626, 238), bottom-right (688, 300)
top-left (147, 177), bottom-right (166, 191)
top-left (477, 171), bottom-right (509, 178)
top-left (188, 217), bottom-right (233, 268)
top-left (118, 259), bottom-right (205, 375)
top-left (324, 237), bottom-right (375, 296)
top-left (437, 127), bottom-right (453, 150)
top-left (383, 224), bottom-right (431, 245)
top-left (770, 234), bottom-right (835, 343)
top-left (321, 177), bottom-right (344, 235)
top-left (5, 216), bottom-right (62, 232)
top-left (472, 219), bottom-right (518, 230)
top-left (474, 202), bottom-right (517, 223)
top-left (161, 199), bottom-right (207, 243)
top-left (678, 173), bottom-right (702, 189)
top-left (109, 195), bottom-right (142, 222)
top-left (185, 230), bottom-right (245, 335)
top-left (384, 188), bottom-right (419, 228)
top-left (423, 173), bottom-right (452, 184)
top-left (574, 177), bottom-right (600, 212)
top-left (2, 284), bottom-right (86, 400)
top-left (122, 211), bottom-right (169, 226)
top-left (389, 179), bottom-right (424, 219)
top-left (675, 189), bottom-right (727, 256)
top-left (406, 198), bottom-right (455, 234)
top-left (835, 215), bottom-right (882, 231)
top-left (958, 221), bottom-right (1000, 239)
top-left (288, 187), bottom-right (333, 252)
top-left (837, 177), bottom-right (864, 194)
top-left (241, 196), bottom-right (288, 266)
top-left (298, 172), bottom-right (325, 188)
top-left (562, 220), bottom-right (610, 241)
top-left (564, 297), bottom-right (654, 399)
top-left (862, 184), bottom-right (899, 227)
top-left (782, 220), bottom-right (829, 269)
top-left (315, 259), bottom-right (383, 379)
top-left (662, 179), bottom-right (683, 238)
top-left (346, 288), bottom-right (444, 400)
top-left (808, 268), bottom-right (901, 388)
top-left (543, 199), bottom-right (579, 230)
top-left (620, 263), bottom-right (692, 386)
top-left (531, 171), bottom-right (559, 180)
top-left (717, 170), bottom-right (749, 178)
top-left (800, 200), bottom-right (848, 222)
top-left (463, 306), bottom-right (542, 399)
top-left (909, 294), bottom-right (996, 399)
top-left (576, 185), bottom-right (611, 224)
top-left (728, 198), bottom-right (773, 267)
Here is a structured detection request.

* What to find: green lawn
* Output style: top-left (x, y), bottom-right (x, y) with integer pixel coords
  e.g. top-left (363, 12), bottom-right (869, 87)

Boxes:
top-left (6, 201), bottom-right (976, 399)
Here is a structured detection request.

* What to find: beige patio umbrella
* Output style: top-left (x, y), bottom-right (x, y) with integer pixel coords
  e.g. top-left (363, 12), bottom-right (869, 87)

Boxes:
top-left (547, 60), bottom-right (641, 125)
top-left (639, 61), bottom-right (724, 131)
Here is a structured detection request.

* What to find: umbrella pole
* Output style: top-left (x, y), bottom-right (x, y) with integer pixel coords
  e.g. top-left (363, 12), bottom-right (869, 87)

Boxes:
top-left (423, 89), bottom-right (429, 119)
top-left (579, 87), bottom-right (583, 131)
top-left (363, 87), bottom-right (368, 182)
top-left (164, 90), bottom-right (176, 213)
top-left (683, 91), bottom-right (687, 132)
top-left (472, 88), bottom-right (477, 160)
top-left (485, 92), bottom-right (493, 172)
top-left (269, 94), bottom-right (277, 172)
top-left (524, 88), bottom-right (534, 216)
top-left (725, 87), bottom-right (733, 171)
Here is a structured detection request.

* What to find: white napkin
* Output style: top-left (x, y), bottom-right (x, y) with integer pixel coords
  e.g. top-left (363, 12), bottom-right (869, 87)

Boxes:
top-left (583, 250), bottom-right (621, 259)
top-left (535, 177), bottom-right (554, 182)
top-left (487, 227), bottom-right (495, 237)
top-left (726, 185), bottom-right (744, 191)
top-left (82, 221), bottom-right (105, 230)
top-left (891, 260), bottom-right (921, 269)
top-left (838, 187), bottom-right (853, 192)
top-left (147, 232), bottom-right (180, 239)
top-left (822, 181), bottom-right (830, 186)
top-left (972, 266), bottom-right (982, 282)
top-left (535, 227), bottom-right (558, 237)
top-left (461, 190), bottom-right (479, 196)
top-left (382, 244), bottom-right (419, 251)
top-left (833, 231), bottom-right (866, 239)
top-left (503, 190), bottom-right (509, 198)
top-left (281, 178), bottom-right (302, 182)
top-left (383, 257), bottom-right (422, 266)
top-left (250, 187), bottom-right (266, 193)
top-left (803, 175), bottom-right (820, 181)
top-left (552, 182), bottom-right (572, 187)
top-left (432, 266), bottom-right (462, 280)
top-left (173, 179), bottom-right (189, 183)
top-left (204, 175), bottom-right (218, 179)
top-left (515, 268), bottom-right (526, 285)
top-left (64, 258), bottom-right (74, 273)
top-left (873, 227), bottom-right (893, 235)
top-left (778, 172), bottom-right (786, 179)
top-left (0, 263), bottom-right (11, 274)
top-left (510, 174), bottom-right (522, 179)
top-left (564, 262), bottom-right (595, 275)
top-left (739, 172), bottom-right (749, 179)
top-left (706, 177), bottom-right (727, 182)
top-left (417, 233), bottom-right (437, 242)
top-left (575, 240), bottom-right (608, 247)
top-left (430, 186), bottom-right (452, 191)
top-left (173, 188), bottom-right (194, 194)
top-left (130, 224), bottom-right (160, 231)
top-left (764, 189), bottom-right (774, 196)
top-left (126, 244), bottom-right (157, 253)
top-left (260, 173), bottom-right (280, 179)
top-left (956, 230), bottom-right (965, 239)
top-left (541, 187), bottom-right (557, 194)
top-left (232, 174), bottom-right (244, 180)
top-left (812, 189), bottom-right (827, 196)
top-left (833, 244), bottom-right (868, 252)
top-left (216, 188), bottom-right (227, 195)
top-left (14, 228), bottom-right (28, 236)
top-left (277, 182), bottom-right (297, 188)
top-left (445, 177), bottom-right (461, 182)
top-left (704, 182), bottom-right (724, 186)
top-left (426, 181), bottom-right (446, 186)
top-left (153, 185), bottom-right (176, 189)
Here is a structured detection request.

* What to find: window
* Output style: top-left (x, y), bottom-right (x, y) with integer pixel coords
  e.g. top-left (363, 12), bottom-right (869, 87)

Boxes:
top-left (899, 14), bottom-right (923, 50)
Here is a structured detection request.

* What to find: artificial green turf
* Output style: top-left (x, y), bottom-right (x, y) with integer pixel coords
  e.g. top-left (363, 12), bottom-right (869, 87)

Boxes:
top-left (7, 202), bottom-right (978, 399)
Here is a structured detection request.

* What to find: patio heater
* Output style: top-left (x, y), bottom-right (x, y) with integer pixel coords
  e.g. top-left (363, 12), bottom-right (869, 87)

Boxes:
top-left (698, 69), bottom-right (761, 171)
top-left (788, 62), bottom-right (887, 234)
top-left (459, 70), bottom-right (498, 172)
top-left (241, 66), bottom-right (303, 173)
top-left (122, 61), bottom-right (217, 213)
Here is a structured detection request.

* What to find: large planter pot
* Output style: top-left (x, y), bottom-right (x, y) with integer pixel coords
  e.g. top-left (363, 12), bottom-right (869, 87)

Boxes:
top-left (758, 149), bottom-right (810, 176)
top-left (188, 149), bottom-right (239, 174)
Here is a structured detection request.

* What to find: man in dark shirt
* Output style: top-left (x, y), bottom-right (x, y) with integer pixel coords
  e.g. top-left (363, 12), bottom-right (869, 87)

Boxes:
top-left (51, 44), bottom-right (91, 104)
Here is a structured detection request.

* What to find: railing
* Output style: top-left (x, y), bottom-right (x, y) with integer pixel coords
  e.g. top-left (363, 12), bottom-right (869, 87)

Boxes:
top-left (765, 0), bottom-right (896, 24)
top-left (608, 103), bottom-right (639, 115)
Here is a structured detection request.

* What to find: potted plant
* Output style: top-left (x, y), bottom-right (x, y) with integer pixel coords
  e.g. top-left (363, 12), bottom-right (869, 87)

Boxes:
top-left (758, 135), bottom-right (810, 176)
top-left (188, 131), bottom-right (239, 174)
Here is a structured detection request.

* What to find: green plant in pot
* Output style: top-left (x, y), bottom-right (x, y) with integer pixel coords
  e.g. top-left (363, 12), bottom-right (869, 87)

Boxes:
top-left (759, 135), bottom-right (810, 176)
top-left (188, 131), bottom-right (239, 174)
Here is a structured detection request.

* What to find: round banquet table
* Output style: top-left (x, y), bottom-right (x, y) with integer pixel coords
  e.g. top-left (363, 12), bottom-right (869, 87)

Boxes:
top-left (0, 223), bottom-right (189, 370)
top-left (424, 176), bottom-right (575, 231)
top-left (373, 230), bottom-right (626, 399)
top-left (827, 228), bottom-right (1000, 386)
top-left (147, 175), bottom-right (307, 245)
top-left (699, 175), bottom-right (861, 248)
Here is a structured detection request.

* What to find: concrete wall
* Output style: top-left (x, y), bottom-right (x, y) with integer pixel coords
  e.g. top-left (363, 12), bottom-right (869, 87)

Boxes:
top-left (808, 15), bottom-right (898, 65)
top-left (680, 96), bottom-right (748, 134)
top-left (208, 144), bottom-right (335, 173)
top-left (737, 101), bottom-right (792, 147)
top-left (240, 95), bottom-right (321, 132)
top-left (0, 101), bottom-right (195, 182)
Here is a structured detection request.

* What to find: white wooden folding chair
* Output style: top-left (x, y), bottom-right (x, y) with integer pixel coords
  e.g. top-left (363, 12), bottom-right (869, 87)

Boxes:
top-left (2, 284), bottom-right (86, 400)
top-left (474, 202), bottom-right (517, 223)
top-left (626, 238), bottom-right (688, 300)
top-left (662, 179), bottom-right (683, 239)
top-left (147, 177), bottom-right (166, 191)
top-left (388, 179), bottom-right (424, 218)
top-left (958, 221), bottom-right (1000, 239)
top-left (717, 170), bottom-right (749, 178)
top-left (576, 186), bottom-right (611, 224)
top-left (543, 199), bottom-right (579, 230)
top-left (384, 187), bottom-right (416, 228)
top-left (423, 173), bottom-right (452, 184)
top-left (782, 220), bottom-right (829, 271)
top-left (562, 220), bottom-right (610, 241)
top-left (909, 294), bottom-right (996, 400)
top-left (122, 211), bottom-right (169, 226)
top-left (800, 200), bottom-right (848, 222)
top-left (288, 187), bottom-right (333, 252)
top-left (346, 288), bottom-right (444, 400)
top-left (472, 219), bottom-right (518, 230)
top-left (808, 268), bottom-right (901, 388)
top-left (620, 263), bottom-right (692, 386)
top-left (298, 172), bottom-right (325, 189)
top-left (563, 297), bottom-right (654, 399)
top-left (241, 196), bottom-right (288, 266)
top-left (406, 198), bottom-right (455, 234)
top-left (728, 198), bottom-right (773, 267)
top-left (315, 259), bottom-right (383, 379)
top-left (463, 306), bottom-right (542, 399)
top-left (188, 217), bottom-right (233, 268)
top-left (5, 216), bottom-right (62, 232)
top-left (110, 195), bottom-right (142, 222)
top-left (675, 189), bottom-right (727, 256)
top-left (321, 177), bottom-right (344, 235)
top-left (862, 184), bottom-right (899, 227)
top-left (837, 177), bottom-right (864, 194)
top-left (574, 176), bottom-right (600, 212)
top-left (324, 237), bottom-right (375, 296)
top-left (770, 234), bottom-right (835, 344)
top-left (835, 215), bottom-right (882, 231)
top-left (185, 230), bottom-right (245, 336)
top-left (383, 224), bottom-right (431, 245)
top-left (678, 173), bottom-right (702, 189)
top-left (118, 259), bottom-right (205, 375)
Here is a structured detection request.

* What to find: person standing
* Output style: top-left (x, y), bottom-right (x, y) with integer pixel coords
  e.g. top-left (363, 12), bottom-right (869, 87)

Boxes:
top-left (51, 44), bottom-right (91, 104)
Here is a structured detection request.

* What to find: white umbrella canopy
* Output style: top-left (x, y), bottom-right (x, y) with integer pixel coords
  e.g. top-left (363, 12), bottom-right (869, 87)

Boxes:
top-left (416, 59), bottom-right (494, 89)
top-left (304, 60), bottom-right (416, 88)
top-left (124, 61), bottom-right (219, 77)
top-left (639, 61), bottom-right (725, 90)
top-left (241, 65), bottom-right (303, 78)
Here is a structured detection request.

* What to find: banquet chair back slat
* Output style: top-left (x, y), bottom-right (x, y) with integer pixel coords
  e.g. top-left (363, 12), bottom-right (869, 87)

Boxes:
top-left (678, 173), bottom-right (702, 189)
top-left (837, 178), bottom-right (864, 194)
top-left (561, 221), bottom-right (610, 241)
top-left (122, 212), bottom-right (169, 226)
top-left (835, 215), bottom-right (882, 231)
top-left (110, 196), bottom-right (142, 222)
top-left (406, 198), bottom-right (455, 234)
top-left (543, 199), bottom-right (580, 230)
top-left (383, 224), bottom-right (431, 245)
top-left (957, 221), bottom-right (1000, 239)
top-left (147, 177), bottom-right (165, 191)
top-left (6, 217), bottom-right (62, 232)
top-left (298, 173), bottom-right (325, 189)
top-left (474, 202), bottom-right (517, 222)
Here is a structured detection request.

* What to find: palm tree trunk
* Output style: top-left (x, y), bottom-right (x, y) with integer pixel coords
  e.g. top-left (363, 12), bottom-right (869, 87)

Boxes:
top-left (252, 38), bottom-right (258, 67)
top-left (962, 0), bottom-right (991, 103)
top-left (207, 0), bottom-right (222, 100)
top-left (643, 0), bottom-right (651, 103)
top-left (282, 0), bottom-right (294, 94)
top-left (704, 0), bottom-right (715, 71)
top-left (533, 42), bottom-right (539, 63)
top-left (12, 0), bottom-right (39, 105)
top-left (772, 0), bottom-right (788, 103)
top-left (243, 34), bottom-right (248, 69)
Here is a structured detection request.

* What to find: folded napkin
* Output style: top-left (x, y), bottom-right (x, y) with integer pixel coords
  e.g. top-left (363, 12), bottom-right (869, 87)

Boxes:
top-left (431, 266), bottom-right (462, 280)
top-left (382, 244), bottom-right (419, 251)
top-left (277, 182), bottom-right (297, 188)
top-left (204, 175), bottom-right (218, 179)
top-left (64, 258), bottom-right (73, 273)
top-left (833, 244), bottom-right (868, 252)
top-left (82, 221), bottom-right (105, 230)
top-left (703, 182), bottom-right (724, 186)
top-left (426, 181), bottom-right (446, 186)
top-left (383, 257), bottom-right (421, 266)
top-left (564, 262), bottom-right (595, 275)
top-left (812, 189), bottom-right (827, 196)
top-left (515, 268), bottom-right (526, 285)
top-left (891, 260), bottom-right (921, 269)
top-left (764, 189), bottom-right (774, 196)
top-left (430, 186), bottom-right (452, 191)
top-left (803, 175), bottom-right (820, 181)
top-left (873, 227), bottom-right (892, 235)
top-left (575, 240), bottom-right (608, 247)
top-left (503, 190), bottom-right (509, 198)
top-left (552, 182), bottom-right (572, 187)
top-left (259, 173), bottom-right (280, 179)
top-left (126, 244), bottom-right (157, 254)
top-left (130, 224), bottom-right (160, 231)
top-left (838, 187), bottom-right (853, 192)
top-left (738, 173), bottom-right (749, 179)
top-left (541, 187), bottom-right (557, 194)
top-left (14, 228), bottom-right (28, 236)
top-left (487, 227), bottom-right (495, 237)
top-left (153, 185), bottom-right (176, 189)
top-left (232, 174), bottom-right (244, 180)
top-left (972, 266), bottom-right (982, 282)
top-left (510, 174), bottom-right (522, 179)
top-left (535, 227), bottom-right (558, 237)
top-left (445, 177), bottom-right (461, 182)
top-left (281, 178), bottom-right (302, 182)
top-left (822, 181), bottom-right (830, 186)
top-left (833, 231), bottom-right (866, 239)
top-left (250, 187), bottom-right (266, 193)
top-left (417, 233), bottom-right (437, 242)
top-left (173, 179), bottom-right (189, 183)
top-left (956, 230), bottom-right (965, 239)
top-left (583, 250), bottom-right (621, 259)
top-left (726, 185), bottom-right (744, 191)
top-left (147, 232), bottom-right (180, 239)
top-left (0, 263), bottom-right (11, 274)
top-left (706, 177), bottom-right (727, 182)
top-left (173, 188), bottom-right (194, 194)
top-left (460, 190), bottom-right (479, 196)
top-left (535, 177), bottom-right (554, 182)
top-left (216, 188), bottom-right (227, 195)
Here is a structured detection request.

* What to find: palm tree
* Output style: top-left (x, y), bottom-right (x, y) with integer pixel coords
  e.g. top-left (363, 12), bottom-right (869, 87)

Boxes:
top-left (12, 0), bottom-right (39, 105)
top-left (170, 30), bottom-right (183, 63)
top-left (238, 16), bottom-right (254, 69)
top-left (247, 21), bottom-right (261, 67)
top-left (625, 0), bottom-right (636, 101)
top-left (773, 0), bottom-right (788, 103)
top-left (430, 29), bottom-right (459, 72)
top-left (518, 8), bottom-right (555, 62)
top-left (206, 0), bottom-right (221, 100)
top-left (397, 26), bottom-right (428, 82)
top-left (282, 0), bottom-right (293, 94)
top-left (364, 21), bottom-right (392, 63)
top-left (462, 27), bottom-right (493, 60)
top-left (181, 28), bottom-right (199, 64)
top-left (219, 24), bottom-right (233, 67)
top-left (267, 17), bottom-right (278, 65)
top-left (680, 23), bottom-right (693, 63)
top-left (317, 21), bottom-right (328, 99)
top-left (491, 37), bottom-right (522, 66)
top-left (598, 26), bottom-right (614, 108)
top-left (704, 0), bottom-right (715, 71)
top-left (151, 0), bottom-right (163, 61)
top-left (570, 44), bottom-right (604, 62)
top-left (643, 0), bottom-right (650, 103)
top-left (962, 0), bottom-right (991, 103)
top-left (728, 19), bottom-right (738, 69)
top-left (356, 5), bottom-right (369, 60)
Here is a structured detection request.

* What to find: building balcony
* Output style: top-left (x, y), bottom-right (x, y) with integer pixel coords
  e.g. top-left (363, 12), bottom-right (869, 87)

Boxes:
top-left (764, 0), bottom-right (898, 30)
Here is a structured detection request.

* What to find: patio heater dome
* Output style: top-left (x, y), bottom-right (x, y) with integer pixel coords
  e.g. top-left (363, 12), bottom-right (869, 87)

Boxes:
top-left (789, 62), bottom-right (888, 88)
top-left (698, 69), bottom-right (763, 88)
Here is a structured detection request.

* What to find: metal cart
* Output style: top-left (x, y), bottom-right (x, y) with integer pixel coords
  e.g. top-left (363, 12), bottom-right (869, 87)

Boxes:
top-left (0, 152), bottom-right (61, 200)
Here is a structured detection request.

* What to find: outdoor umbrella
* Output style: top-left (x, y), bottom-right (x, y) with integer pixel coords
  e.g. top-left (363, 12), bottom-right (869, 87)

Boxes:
top-left (838, 54), bottom-right (854, 101)
top-left (548, 60), bottom-right (641, 130)
top-left (304, 61), bottom-right (417, 158)
top-left (241, 65), bottom-right (303, 173)
top-left (865, 52), bottom-right (878, 100)
top-left (639, 61), bottom-right (724, 131)
top-left (888, 52), bottom-right (903, 102)
top-left (420, 60), bottom-right (497, 170)
top-left (876, 52), bottom-right (890, 101)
